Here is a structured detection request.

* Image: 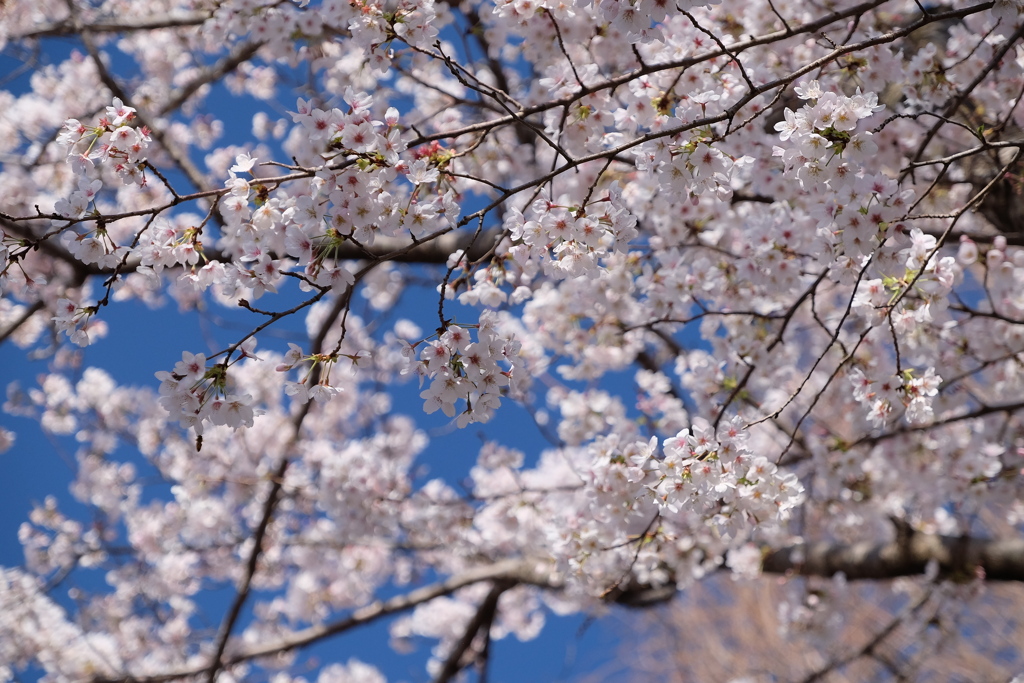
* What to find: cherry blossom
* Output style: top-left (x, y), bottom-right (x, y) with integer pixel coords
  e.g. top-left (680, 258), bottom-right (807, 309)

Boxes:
top-left (3, 1), bottom-right (1024, 681)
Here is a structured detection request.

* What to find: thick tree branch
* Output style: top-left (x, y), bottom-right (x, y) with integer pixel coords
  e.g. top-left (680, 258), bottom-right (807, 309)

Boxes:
top-left (201, 286), bottom-right (357, 683)
top-left (337, 228), bottom-right (503, 264)
top-left (94, 560), bottom-right (556, 683)
top-left (763, 533), bottom-right (1024, 581)
top-left (22, 13), bottom-right (210, 39)
top-left (156, 41), bottom-right (264, 118)
top-left (433, 581), bottom-right (512, 683)
top-left (0, 299), bottom-right (45, 346)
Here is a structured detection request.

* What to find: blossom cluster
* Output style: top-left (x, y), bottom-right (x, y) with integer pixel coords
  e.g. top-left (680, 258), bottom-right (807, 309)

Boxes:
top-left (155, 349), bottom-right (258, 435)
top-left (51, 296), bottom-right (107, 347)
top-left (470, 416), bottom-right (803, 601)
top-left (645, 132), bottom-right (754, 204)
top-left (274, 341), bottom-right (366, 404)
top-left (54, 97), bottom-right (151, 218)
top-left (848, 365), bottom-right (941, 428)
top-left (505, 185), bottom-right (639, 280)
top-left (771, 82), bottom-right (910, 261)
top-left (412, 313), bottom-right (520, 427)
top-left (650, 417), bottom-right (803, 526)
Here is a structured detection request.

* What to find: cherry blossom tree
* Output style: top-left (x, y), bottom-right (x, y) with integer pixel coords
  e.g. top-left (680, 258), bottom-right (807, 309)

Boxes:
top-left (2, 0), bottom-right (1024, 680)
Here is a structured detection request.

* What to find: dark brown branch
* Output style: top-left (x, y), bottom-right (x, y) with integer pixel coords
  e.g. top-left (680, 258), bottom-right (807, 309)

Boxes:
top-left (433, 581), bottom-right (512, 683)
top-left (0, 299), bottom-right (45, 346)
top-left (93, 560), bottom-right (556, 683)
top-left (22, 13), bottom-right (211, 39)
top-left (156, 42), bottom-right (263, 118)
top-left (852, 400), bottom-right (1024, 450)
top-left (1, 216), bottom-right (105, 278)
top-left (763, 533), bottom-right (1024, 581)
top-left (202, 449), bottom-right (295, 683)
top-left (201, 278), bottom-right (356, 682)
top-left (339, 228), bottom-right (502, 264)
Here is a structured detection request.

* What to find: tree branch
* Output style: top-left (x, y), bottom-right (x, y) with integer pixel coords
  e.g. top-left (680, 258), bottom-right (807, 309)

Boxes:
top-left (22, 13), bottom-right (211, 39)
top-left (763, 532), bottom-right (1024, 581)
top-left (0, 299), bottom-right (45, 346)
top-left (93, 560), bottom-right (556, 683)
top-left (433, 580), bottom-right (512, 683)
